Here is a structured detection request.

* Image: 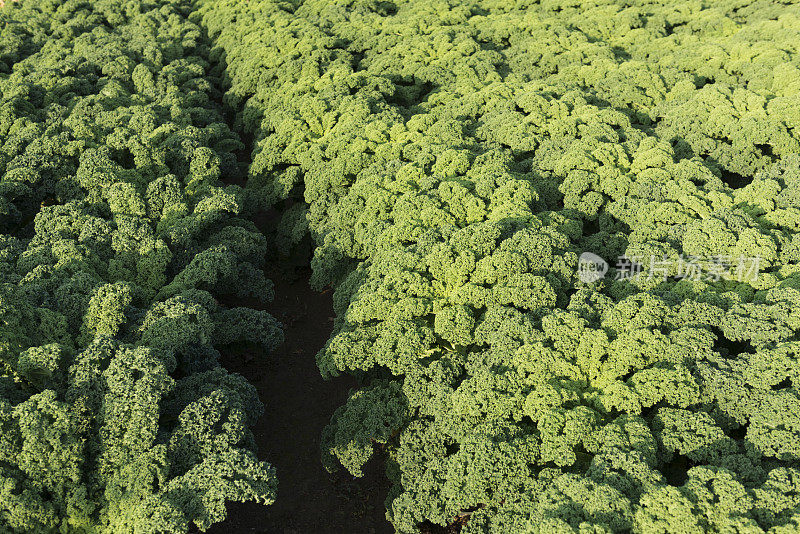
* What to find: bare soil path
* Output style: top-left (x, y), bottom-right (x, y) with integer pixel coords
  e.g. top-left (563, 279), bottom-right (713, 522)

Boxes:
top-left (209, 265), bottom-right (394, 534)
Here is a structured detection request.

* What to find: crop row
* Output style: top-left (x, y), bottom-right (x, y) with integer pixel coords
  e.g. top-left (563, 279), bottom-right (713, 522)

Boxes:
top-left (1, 1), bottom-right (282, 531)
top-left (198, 0), bottom-right (800, 532)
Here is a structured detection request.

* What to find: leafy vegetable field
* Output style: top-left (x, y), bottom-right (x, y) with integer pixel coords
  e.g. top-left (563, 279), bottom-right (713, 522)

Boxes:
top-left (2, 0), bottom-right (800, 532)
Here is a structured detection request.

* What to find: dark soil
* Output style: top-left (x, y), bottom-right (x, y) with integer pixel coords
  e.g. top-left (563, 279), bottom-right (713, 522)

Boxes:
top-left (209, 265), bottom-right (394, 534)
